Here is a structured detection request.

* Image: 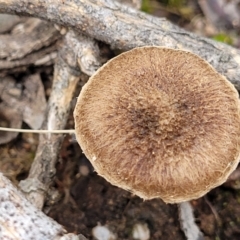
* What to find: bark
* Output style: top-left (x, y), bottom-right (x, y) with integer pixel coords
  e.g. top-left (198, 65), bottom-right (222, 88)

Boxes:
top-left (0, 17), bottom-right (60, 75)
top-left (0, 45), bottom-right (57, 72)
top-left (0, 172), bottom-right (88, 240)
top-left (0, 18), bottom-right (60, 60)
top-left (0, 0), bottom-right (240, 90)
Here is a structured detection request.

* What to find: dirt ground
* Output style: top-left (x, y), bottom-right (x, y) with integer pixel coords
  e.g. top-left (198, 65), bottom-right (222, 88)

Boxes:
top-left (1, 0), bottom-right (240, 239)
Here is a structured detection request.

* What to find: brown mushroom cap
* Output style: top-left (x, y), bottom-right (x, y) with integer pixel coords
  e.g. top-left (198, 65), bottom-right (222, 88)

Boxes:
top-left (74, 47), bottom-right (240, 203)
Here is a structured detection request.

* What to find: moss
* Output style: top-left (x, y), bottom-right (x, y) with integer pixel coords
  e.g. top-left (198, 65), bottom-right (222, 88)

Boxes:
top-left (212, 33), bottom-right (233, 45)
top-left (141, 0), bottom-right (153, 13)
top-left (166, 0), bottom-right (186, 8)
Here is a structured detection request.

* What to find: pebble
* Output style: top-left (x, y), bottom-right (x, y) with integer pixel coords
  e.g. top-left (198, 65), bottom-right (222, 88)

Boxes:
top-left (132, 223), bottom-right (150, 240)
top-left (92, 225), bottom-right (116, 240)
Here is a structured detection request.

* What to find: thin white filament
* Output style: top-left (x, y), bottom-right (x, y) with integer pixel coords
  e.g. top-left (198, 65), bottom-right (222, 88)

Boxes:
top-left (0, 127), bottom-right (75, 134)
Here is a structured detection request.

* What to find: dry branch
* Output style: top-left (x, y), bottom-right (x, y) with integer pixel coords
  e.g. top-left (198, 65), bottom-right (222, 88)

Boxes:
top-left (0, 17), bottom-right (60, 75)
top-left (19, 30), bottom-right (100, 209)
top-left (0, 0), bottom-right (240, 90)
top-left (0, 172), bottom-right (88, 240)
top-left (0, 18), bottom-right (59, 60)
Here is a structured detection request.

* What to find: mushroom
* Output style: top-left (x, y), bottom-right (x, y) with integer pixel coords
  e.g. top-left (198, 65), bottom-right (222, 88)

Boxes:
top-left (74, 46), bottom-right (240, 203)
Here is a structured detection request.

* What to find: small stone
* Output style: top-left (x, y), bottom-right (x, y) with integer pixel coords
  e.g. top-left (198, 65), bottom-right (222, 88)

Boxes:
top-left (132, 223), bottom-right (150, 240)
top-left (92, 225), bottom-right (116, 240)
top-left (79, 165), bottom-right (89, 176)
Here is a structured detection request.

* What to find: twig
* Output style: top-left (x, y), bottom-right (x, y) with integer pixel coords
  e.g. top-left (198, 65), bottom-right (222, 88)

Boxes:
top-left (203, 196), bottom-right (221, 224)
top-left (0, 172), bottom-right (87, 240)
top-left (19, 30), bottom-right (101, 209)
top-left (0, 18), bottom-right (60, 60)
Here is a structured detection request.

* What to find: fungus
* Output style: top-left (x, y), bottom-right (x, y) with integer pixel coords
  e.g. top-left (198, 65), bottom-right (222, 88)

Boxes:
top-left (74, 47), bottom-right (240, 203)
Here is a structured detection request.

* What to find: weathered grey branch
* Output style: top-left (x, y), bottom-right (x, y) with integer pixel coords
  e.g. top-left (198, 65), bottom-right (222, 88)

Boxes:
top-left (19, 30), bottom-right (100, 209)
top-left (0, 45), bottom-right (57, 71)
top-left (0, 18), bottom-right (60, 60)
top-left (0, 17), bottom-right (60, 74)
top-left (0, 0), bottom-right (240, 89)
top-left (0, 172), bottom-right (88, 240)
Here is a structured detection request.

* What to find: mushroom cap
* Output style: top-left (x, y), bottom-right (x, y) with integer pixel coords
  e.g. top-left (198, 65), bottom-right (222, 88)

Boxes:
top-left (74, 47), bottom-right (240, 203)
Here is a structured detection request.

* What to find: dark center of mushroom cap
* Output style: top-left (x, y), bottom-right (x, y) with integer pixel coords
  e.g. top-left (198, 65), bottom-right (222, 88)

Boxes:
top-left (74, 47), bottom-right (240, 203)
top-left (110, 67), bottom-right (213, 164)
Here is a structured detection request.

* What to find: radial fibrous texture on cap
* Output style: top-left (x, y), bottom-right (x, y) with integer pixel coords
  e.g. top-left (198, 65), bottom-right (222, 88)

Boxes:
top-left (74, 47), bottom-right (240, 203)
